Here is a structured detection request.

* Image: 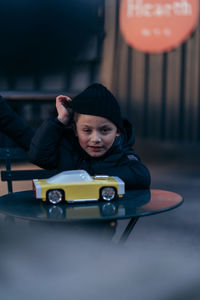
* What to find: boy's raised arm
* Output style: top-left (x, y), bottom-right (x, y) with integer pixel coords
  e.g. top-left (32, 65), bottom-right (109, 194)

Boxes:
top-left (29, 94), bottom-right (74, 170)
top-left (28, 119), bottom-right (65, 169)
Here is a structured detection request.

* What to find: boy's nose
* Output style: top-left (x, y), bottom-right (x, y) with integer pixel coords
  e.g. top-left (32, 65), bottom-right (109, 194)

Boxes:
top-left (91, 132), bottom-right (101, 143)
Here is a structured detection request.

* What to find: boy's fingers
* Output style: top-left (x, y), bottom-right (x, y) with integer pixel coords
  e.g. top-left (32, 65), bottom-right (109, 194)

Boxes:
top-left (56, 95), bottom-right (72, 102)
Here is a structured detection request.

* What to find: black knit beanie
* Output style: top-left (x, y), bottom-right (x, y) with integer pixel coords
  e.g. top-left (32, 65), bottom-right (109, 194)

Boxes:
top-left (69, 83), bottom-right (123, 132)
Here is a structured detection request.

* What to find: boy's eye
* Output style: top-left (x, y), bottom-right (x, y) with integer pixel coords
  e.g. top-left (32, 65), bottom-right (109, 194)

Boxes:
top-left (101, 127), bottom-right (111, 133)
top-left (82, 128), bottom-right (91, 133)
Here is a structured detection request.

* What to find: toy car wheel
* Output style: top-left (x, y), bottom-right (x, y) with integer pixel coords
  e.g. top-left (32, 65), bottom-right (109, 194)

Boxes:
top-left (46, 189), bottom-right (64, 205)
top-left (100, 187), bottom-right (116, 201)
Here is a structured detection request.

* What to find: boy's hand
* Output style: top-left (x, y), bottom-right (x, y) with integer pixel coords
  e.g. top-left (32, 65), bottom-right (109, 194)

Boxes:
top-left (56, 95), bottom-right (73, 125)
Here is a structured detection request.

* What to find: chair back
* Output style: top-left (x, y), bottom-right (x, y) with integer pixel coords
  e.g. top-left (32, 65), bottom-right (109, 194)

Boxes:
top-left (0, 147), bottom-right (55, 193)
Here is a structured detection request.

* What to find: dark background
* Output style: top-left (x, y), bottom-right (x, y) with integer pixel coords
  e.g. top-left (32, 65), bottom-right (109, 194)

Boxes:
top-left (0, 0), bottom-right (104, 75)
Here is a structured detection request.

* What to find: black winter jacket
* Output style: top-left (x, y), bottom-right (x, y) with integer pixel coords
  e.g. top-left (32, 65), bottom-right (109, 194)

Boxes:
top-left (29, 118), bottom-right (151, 189)
top-left (0, 96), bottom-right (34, 150)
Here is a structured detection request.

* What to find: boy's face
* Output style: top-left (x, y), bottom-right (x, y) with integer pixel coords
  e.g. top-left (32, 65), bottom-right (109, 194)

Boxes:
top-left (75, 114), bottom-right (120, 157)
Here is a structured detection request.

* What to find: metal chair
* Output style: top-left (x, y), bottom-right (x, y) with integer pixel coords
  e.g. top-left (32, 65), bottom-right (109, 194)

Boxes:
top-left (0, 147), bottom-right (56, 193)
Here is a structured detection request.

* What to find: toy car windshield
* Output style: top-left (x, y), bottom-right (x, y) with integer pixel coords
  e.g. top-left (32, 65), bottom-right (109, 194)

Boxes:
top-left (46, 170), bottom-right (93, 184)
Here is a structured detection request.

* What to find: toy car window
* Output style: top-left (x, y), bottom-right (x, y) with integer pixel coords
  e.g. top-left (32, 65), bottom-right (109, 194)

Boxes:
top-left (46, 170), bottom-right (93, 184)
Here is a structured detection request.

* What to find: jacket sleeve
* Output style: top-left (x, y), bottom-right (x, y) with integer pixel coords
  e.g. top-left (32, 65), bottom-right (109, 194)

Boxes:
top-left (28, 119), bottom-right (69, 170)
top-left (91, 153), bottom-right (151, 190)
top-left (0, 96), bottom-right (35, 150)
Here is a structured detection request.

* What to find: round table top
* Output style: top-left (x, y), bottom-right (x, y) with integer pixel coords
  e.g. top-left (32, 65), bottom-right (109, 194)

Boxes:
top-left (0, 189), bottom-right (183, 222)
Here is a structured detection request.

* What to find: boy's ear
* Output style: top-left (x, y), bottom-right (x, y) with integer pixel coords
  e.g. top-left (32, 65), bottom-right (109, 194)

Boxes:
top-left (116, 129), bottom-right (121, 137)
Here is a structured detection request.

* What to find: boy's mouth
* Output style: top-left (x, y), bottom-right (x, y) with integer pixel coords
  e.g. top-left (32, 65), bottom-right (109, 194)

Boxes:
top-left (88, 146), bottom-right (104, 152)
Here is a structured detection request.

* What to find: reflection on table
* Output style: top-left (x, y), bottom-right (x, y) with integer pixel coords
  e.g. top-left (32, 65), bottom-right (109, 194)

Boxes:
top-left (0, 189), bottom-right (183, 223)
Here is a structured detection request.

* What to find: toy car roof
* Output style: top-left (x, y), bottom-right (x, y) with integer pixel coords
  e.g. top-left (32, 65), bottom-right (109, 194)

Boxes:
top-left (46, 170), bottom-right (93, 184)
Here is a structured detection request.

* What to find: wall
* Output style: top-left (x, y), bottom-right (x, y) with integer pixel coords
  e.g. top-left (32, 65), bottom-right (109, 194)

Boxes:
top-left (100, 0), bottom-right (200, 142)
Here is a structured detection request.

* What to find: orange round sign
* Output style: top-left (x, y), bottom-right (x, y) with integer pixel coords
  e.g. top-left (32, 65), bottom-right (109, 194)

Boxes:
top-left (120, 0), bottom-right (199, 53)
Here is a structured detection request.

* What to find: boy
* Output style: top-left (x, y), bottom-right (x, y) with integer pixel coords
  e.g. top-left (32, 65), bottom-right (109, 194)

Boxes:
top-left (29, 83), bottom-right (150, 189)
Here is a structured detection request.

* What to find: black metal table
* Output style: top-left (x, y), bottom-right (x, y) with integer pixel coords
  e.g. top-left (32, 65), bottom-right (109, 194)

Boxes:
top-left (0, 189), bottom-right (183, 243)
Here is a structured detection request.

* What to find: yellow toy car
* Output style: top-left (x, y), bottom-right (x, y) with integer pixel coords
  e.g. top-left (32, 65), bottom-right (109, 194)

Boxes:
top-left (32, 170), bottom-right (125, 205)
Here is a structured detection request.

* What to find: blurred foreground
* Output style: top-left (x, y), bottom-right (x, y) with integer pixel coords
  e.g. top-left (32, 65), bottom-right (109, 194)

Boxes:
top-left (0, 221), bottom-right (199, 300)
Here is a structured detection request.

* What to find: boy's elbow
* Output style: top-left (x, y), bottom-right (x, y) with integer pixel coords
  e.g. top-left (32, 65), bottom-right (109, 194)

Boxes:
top-left (140, 170), bottom-right (151, 189)
top-left (28, 148), bottom-right (55, 170)
top-left (138, 166), bottom-right (151, 189)
top-left (29, 157), bottom-right (55, 170)
top-left (126, 163), bottom-right (151, 189)
top-left (130, 174), bottom-right (150, 190)
top-left (28, 154), bottom-right (44, 169)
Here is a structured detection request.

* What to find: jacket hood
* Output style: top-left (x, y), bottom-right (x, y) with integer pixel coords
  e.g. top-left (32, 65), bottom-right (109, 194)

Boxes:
top-left (121, 119), bottom-right (135, 147)
top-left (102, 119), bottom-right (135, 158)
